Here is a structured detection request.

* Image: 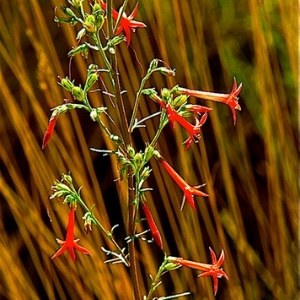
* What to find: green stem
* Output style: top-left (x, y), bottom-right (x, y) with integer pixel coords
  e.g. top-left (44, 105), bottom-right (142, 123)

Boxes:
top-left (149, 112), bottom-right (168, 148)
top-left (129, 69), bottom-right (154, 131)
top-left (74, 192), bottom-right (127, 262)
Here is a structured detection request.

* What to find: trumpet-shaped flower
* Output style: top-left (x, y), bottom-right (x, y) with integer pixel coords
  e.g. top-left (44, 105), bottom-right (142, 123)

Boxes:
top-left (166, 104), bottom-right (208, 149)
top-left (177, 78), bottom-right (242, 125)
top-left (42, 116), bottom-right (57, 149)
top-left (159, 158), bottom-right (208, 209)
top-left (51, 207), bottom-right (91, 262)
top-left (101, 2), bottom-right (146, 45)
top-left (169, 247), bottom-right (228, 295)
top-left (142, 202), bottom-right (163, 249)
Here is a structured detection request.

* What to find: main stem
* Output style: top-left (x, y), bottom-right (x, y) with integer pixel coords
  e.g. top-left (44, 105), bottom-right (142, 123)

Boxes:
top-left (105, 2), bottom-right (141, 297)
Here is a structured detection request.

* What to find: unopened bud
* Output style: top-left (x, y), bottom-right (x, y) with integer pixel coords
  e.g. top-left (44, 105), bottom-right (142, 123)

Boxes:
top-left (173, 95), bottom-right (188, 107)
top-left (76, 28), bottom-right (86, 40)
top-left (84, 15), bottom-right (97, 33)
top-left (108, 36), bottom-right (125, 47)
top-left (68, 44), bottom-right (88, 58)
top-left (85, 72), bottom-right (98, 92)
top-left (140, 166), bottom-right (151, 180)
top-left (72, 86), bottom-right (85, 101)
top-left (158, 67), bottom-right (175, 77)
top-left (90, 109), bottom-right (98, 121)
top-left (134, 153), bottom-right (143, 169)
top-left (82, 212), bottom-right (93, 234)
top-left (144, 145), bottom-right (155, 162)
top-left (93, 4), bottom-right (105, 29)
top-left (60, 77), bottom-right (74, 92)
top-left (127, 146), bottom-right (135, 158)
top-left (161, 88), bottom-right (171, 100)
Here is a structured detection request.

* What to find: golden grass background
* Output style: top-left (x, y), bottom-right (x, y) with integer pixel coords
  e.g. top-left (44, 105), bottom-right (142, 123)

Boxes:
top-left (0, 0), bottom-right (297, 299)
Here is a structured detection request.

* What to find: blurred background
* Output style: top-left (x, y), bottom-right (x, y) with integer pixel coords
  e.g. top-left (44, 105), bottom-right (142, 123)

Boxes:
top-left (0, 0), bottom-right (297, 299)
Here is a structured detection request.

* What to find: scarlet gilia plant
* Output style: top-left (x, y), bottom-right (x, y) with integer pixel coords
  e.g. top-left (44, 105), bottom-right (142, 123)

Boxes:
top-left (43, 0), bottom-right (242, 298)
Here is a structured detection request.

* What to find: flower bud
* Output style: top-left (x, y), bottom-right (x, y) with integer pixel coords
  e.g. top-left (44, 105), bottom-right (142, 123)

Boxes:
top-left (173, 95), bottom-right (188, 107)
top-left (127, 146), bottom-right (135, 158)
top-left (62, 173), bottom-right (73, 185)
top-left (68, 44), bottom-right (88, 58)
top-left (108, 36), bottom-right (125, 47)
top-left (83, 15), bottom-right (97, 33)
top-left (76, 28), bottom-right (86, 40)
top-left (90, 109), bottom-right (98, 121)
top-left (134, 152), bottom-right (143, 170)
top-left (140, 166), bottom-right (151, 180)
top-left (82, 212), bottom-right (93, 234)
top-left (93, 4), bottom-right (105, 29)
top-left (144, 145), bottom-right (155, 162)
top-left (161, 88), bottom-right (171, 100)
top-left (158, 67), bottom-right (175, 77)
top-left (72, 86), bottom-right (85, 101)
top-left (85, 72), bottom-right (98, 92)
top-left (60, 77), bottom-right (74, 92)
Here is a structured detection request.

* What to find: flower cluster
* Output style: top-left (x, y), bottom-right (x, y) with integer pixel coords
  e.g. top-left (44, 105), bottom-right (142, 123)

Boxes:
top-left (43, 1), bottom-right (242, 298)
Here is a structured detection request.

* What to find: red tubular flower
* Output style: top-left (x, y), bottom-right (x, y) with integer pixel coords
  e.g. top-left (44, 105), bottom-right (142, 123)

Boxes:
top-left (177, 78), bottom-right (242, 125)
top-left (51, 207), bottom-right (91, 262)
top-left (42, 116), bottom-right (57, 149)
top-left (142, 202), bottom-right (163, 250)
top-left (166, 104), bottom-right (208, 150)
top-left (169, 247), bottom-right (228, 296)
top-left (101, 2), bottom-right (146, 45)
top-left (159, 158), bottom-right (208, 209)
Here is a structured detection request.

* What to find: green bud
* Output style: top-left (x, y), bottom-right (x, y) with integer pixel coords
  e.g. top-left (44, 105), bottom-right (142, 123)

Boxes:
top-left (134, 153), bottom-right (143, 170)
top-left (60, 77), bottom-right (74, 92)
top-left (173, 95), bottom-right (188, 107)
top-left (127, 146), bottom-right (135, 158)
top-left (64, 7), bottom-right (77, 18)
top-left (161, 88), bottom-right (171, 100)
top-left (72, 86), bottom-right (85, 101)
top-left (108, 36), bottom-right (125, 47)
top-left (93, 4), bottom-right (105, 29)
top-left (158, 67), bottom-right (175, 76)
top-left (87, 64), bottom-right (98, 73)
top-left (140, 166), bottom-right (151, 180)
top-left (62, 173), bottom-right (73, 185)
top-left (144, 145), bottom-right (155, 162)
top-left (163, 261), bottom-right (181, 272)
top-left (85, 72), bottom-right (98, 92)
top-left (68, 44), bottom-right (88, 58)
top-left (83, 15), bottom-right (97, 33)
top-left (142, 88), bottom-right (157, 97)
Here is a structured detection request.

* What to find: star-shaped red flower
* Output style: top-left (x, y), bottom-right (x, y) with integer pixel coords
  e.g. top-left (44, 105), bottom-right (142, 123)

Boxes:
top-left (51, 207), bottom-right (91, 262)
top-left (169, 247), bottom-right (228, 295)
top-left (102, 2), bottom-right (146, 45)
